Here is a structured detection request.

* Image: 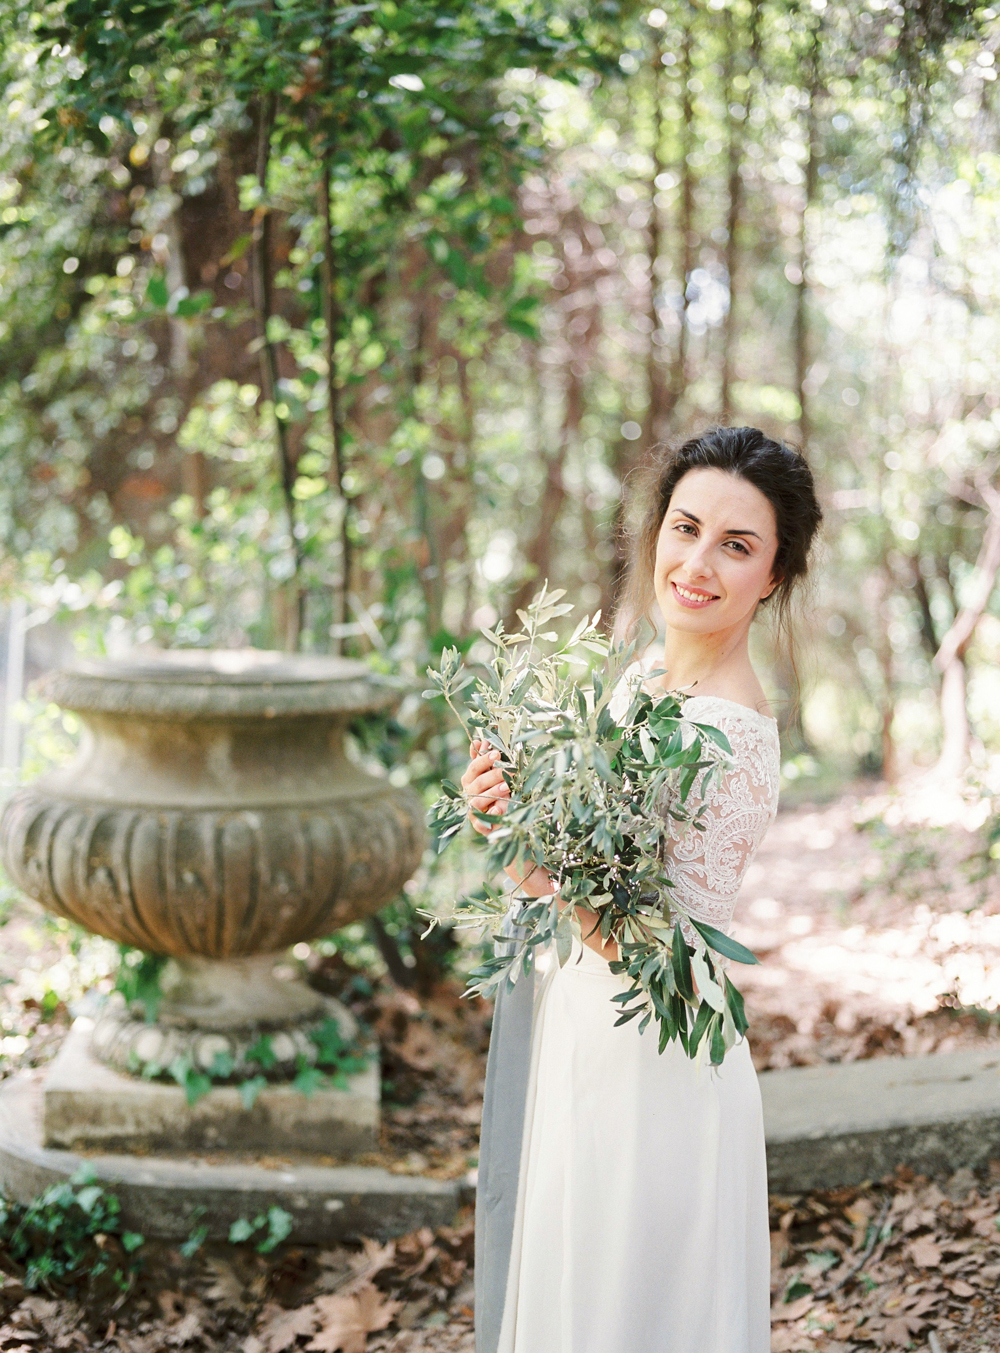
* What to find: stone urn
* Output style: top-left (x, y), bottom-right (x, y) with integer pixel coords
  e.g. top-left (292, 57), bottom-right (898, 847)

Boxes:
top-left (0, 650), bottom-right (425, 1084)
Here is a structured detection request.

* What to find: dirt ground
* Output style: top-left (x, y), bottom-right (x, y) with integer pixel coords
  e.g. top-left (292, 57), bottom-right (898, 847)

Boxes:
top-left (0, 782), bottom-right (998, 1351)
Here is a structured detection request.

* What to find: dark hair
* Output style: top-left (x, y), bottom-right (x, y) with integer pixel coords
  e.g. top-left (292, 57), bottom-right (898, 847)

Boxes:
top-left (615, 426), bottom-right (822, 647)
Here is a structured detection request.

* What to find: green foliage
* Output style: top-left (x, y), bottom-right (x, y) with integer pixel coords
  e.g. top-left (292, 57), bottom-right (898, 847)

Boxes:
top-left (228, 1205), bottom-right (294, 1254)
top-left (427, 586), bottom-right (755, 1065)
top-left (113, 946), bottom-right (168, 1021)
top-left (308, 1015), bottom-right (371, 1087)
top-left (147, 1021), bottom-right (373, 1107)
top-left (0, 0), bottom-right (998, 804)
top-left (177, 1206), bottom-right (210, 1259)
top-left (0, 1166), bottom-right (143, 1293)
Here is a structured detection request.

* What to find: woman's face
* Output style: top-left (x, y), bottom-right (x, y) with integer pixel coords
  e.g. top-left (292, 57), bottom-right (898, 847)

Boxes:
top-left (653, 468), bottom-right (780, 636)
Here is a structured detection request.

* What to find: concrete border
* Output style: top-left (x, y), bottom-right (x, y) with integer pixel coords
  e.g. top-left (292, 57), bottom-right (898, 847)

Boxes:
top-left (0, 1074), bottom-right (459, 1243)
top-left (761, 1046), bottom-right (1000, 1193)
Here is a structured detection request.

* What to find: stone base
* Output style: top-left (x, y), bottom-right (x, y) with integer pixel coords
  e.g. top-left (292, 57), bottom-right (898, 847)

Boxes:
top-left (0, 1074), bottom-right (459, 1243)
top-left (761, 1045), bottom-right (1000, 1193)
top-left (45, 1019), bottom-right (379, 1157)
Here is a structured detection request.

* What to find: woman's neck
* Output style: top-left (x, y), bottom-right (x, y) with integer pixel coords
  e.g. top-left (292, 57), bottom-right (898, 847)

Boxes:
top-left (654, 620), bottom-right (754, 696)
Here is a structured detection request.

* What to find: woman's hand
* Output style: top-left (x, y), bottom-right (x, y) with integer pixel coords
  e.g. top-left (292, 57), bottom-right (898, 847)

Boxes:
top-left (460, 738), bottom-right (510, 836)
top-left (461, 741), bottom-right (565, 905)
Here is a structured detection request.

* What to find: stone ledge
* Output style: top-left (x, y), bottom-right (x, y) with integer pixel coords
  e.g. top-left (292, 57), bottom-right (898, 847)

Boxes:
top-left (44, 1019), bottom-right (380, 1157)
top-left (760, 1046), bottom-right (1000, 1193)
top-left (0, 1075), bottom-right (459, 1243)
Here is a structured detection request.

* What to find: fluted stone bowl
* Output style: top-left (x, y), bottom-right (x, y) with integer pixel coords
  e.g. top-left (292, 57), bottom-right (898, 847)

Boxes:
top-left (0, 650), bottom-right (425, 961)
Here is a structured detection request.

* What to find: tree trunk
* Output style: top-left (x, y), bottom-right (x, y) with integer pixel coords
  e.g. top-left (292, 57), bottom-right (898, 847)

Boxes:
top-left (644, 30), bottom-right (669, 450)
top-left (721, 3), bottom-right (757, 423)
top-left (456, 352), bottom-right (477, 633)
top-left (794, 20), bottom-right (821, 450)
top-left (932, 487), bottom-right (1000, 775)
top-left (936, 655), bottom-right (970, 780)
top-left (909, 558), bottom-right (940, 661)
top-left (503, 356), bottom-right (579, 628)
top-left (409, 303), bottom-right (444, 635)
top-left (671, 4), bottom-right (696, 414)
top-left (319, 161), bottom-right (351, 652)
top-left (162, 203), bottom-right (206, 517)
top-left (252, 94), bottom-right (302, 651)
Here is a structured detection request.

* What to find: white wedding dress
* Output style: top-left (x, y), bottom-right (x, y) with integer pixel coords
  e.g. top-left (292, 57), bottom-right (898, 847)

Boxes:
top-left (494, 672), bottom-right (781, 1353)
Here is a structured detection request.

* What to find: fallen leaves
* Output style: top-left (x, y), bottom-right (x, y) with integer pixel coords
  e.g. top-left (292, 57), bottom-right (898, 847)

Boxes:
top-left (907, 1234), bottom-right (942, 1268)
top-left (880, 1312), bottom-right (925, 1345)
top-left (257, 1302), bottom-right (318, 1353)
top-left (305, 1285), bottom-right (400, 1353)
top-left (770, 1168), bottom-right (1000, 1352)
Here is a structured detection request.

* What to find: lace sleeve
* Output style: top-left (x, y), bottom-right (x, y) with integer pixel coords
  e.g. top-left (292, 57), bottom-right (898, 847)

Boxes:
top-left (659, 700), bottom-right (780, 939)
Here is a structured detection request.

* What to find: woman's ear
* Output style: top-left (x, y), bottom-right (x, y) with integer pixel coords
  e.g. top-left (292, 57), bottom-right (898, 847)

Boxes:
top-left (761, 575), bottom-right (782, 601)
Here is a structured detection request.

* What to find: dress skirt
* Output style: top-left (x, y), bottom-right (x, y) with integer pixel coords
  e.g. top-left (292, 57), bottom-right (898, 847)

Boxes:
top-left (483, 936), bottom-right (771, 1353)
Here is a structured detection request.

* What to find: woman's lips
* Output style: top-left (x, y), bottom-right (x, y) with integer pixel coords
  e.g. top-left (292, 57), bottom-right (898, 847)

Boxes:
top-left (670, 580), bottom-right (719, 609)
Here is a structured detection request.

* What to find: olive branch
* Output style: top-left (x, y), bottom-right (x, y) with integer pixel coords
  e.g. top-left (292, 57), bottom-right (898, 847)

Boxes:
top-left (424, 584), bottom-right (758, 1065)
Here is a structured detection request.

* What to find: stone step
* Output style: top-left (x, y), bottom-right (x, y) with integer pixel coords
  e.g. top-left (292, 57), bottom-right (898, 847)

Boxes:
top-left (0, 1074), bottom-right (459, 1244)
top-left (6, 1045), bottom-right (998, 1240)
top-left (44, 1018), bottom-right (380, 1157)
top-left (760, 1046), bottom-right (1000, 1193)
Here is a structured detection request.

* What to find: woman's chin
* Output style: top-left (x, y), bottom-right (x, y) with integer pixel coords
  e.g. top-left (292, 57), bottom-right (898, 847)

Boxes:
top-left (658, 595), bottom-right (725, 629)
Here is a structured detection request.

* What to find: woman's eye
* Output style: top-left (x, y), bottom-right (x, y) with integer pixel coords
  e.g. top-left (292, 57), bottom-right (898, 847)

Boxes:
top-left (726, 540), bottom-right (749, 555)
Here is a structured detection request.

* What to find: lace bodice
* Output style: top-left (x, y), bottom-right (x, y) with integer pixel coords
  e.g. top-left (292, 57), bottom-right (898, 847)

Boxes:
top-left (609, 664), bottom-right (780, 938)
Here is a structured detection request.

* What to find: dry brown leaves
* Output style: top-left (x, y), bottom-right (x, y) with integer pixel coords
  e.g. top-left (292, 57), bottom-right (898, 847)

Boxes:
top-left (245, 1220), bottom-right (471, 1353)
top-left (768, 1167), bottom-right (1000, 1351)
top-left (305, 1285), bottom-right (401, 1352)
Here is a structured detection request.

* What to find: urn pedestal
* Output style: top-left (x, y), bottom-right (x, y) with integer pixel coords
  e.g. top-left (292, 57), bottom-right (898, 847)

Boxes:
top-left (0, 652), bottom-right (455, 1240)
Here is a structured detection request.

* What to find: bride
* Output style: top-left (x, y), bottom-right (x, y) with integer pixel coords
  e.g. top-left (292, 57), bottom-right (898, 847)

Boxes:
top-left (461, 426), bottom-right (822, 1353)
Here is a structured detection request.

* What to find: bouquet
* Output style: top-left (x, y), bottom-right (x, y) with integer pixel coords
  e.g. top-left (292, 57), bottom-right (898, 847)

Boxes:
top-left (424, 585), bottom-right (759, 1065)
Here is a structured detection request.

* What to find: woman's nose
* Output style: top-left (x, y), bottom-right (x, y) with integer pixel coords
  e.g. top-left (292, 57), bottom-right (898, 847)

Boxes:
top-left (683, 542), bottom-right (714, 578)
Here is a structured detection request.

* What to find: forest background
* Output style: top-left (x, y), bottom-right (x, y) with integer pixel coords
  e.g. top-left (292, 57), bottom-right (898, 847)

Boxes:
top-left (1, 0), bottom-right (999, 981)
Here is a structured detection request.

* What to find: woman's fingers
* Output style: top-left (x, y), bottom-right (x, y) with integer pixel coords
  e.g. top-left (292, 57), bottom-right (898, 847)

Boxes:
top-left (460, 746), bottom-right (503, 789)
top-left (469, 778), bottom-right (509, 809)
top-left (461, 740), bottom-right (511, 836)
top-left (466, 766), bottom-right (507, 796)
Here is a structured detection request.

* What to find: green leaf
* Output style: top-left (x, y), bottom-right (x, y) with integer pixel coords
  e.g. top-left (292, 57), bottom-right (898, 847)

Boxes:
top-left (174, 289), bottom-right (213, 317)
top-left (785, 1280), bottom-right (813, 1303)
top-left (688, 1000), bottom-right (714, 1055)
top-left (146, 276), bottom-right (169, 308)
top-left (709, 1013), bottom-right (726, 1065)
top-left (246, 1034), bottom-right (277, 1069)
top-left (690, 919), bottom-right (759, 965)
top-left (184, 1073), bottom-right (212, 1106)
top-left (257, 1206), bottom-right (294, 1253)
top-left (75, 1185), bottom-right (103, 1214)
top-left (726, 978), bottom-right (750, 1037)
top-left (228, 1217), bottom-right (256, 1244)
top-left (239, 1075), bottom-right (268, 1110)
top-left (179, 1225), bottom-right (208, 1259)
top-left (691, 722), bottom-right (733, 755)
top-left (292, 1063), bottom-right (325, 1097)
top-left (671, 921), bottom-right (694, 1001)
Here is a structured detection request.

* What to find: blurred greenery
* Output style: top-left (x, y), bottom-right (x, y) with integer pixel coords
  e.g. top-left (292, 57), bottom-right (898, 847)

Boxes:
top-left (0, 0), bottom-right (998, 972)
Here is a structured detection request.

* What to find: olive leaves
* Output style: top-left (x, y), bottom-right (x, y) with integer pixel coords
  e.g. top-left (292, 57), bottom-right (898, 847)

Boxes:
top-left (424, 586), bottom-right (758, 1065)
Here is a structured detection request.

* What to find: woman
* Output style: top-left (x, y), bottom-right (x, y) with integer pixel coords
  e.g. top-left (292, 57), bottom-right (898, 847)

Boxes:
top-left (463, 426), bottom-right (822, 1353)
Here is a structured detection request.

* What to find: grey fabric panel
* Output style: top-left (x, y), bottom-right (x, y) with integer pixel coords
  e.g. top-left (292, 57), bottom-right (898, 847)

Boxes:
top-left (474, 951), bottom-right (535, 1353)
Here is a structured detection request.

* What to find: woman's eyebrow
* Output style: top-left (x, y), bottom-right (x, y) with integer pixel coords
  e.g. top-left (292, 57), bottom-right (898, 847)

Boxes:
top-left (671, 508), bottom-right (762, 540)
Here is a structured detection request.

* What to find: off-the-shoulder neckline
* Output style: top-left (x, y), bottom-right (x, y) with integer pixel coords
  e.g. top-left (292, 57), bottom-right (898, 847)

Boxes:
top-left (624, 656), bottom-right (778, 728)
top-left (678, 692), bottom-right (778, 727)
